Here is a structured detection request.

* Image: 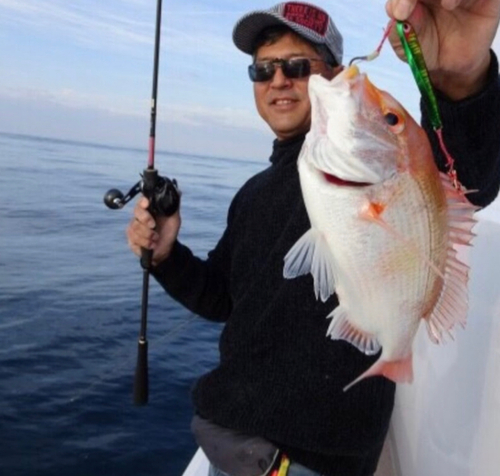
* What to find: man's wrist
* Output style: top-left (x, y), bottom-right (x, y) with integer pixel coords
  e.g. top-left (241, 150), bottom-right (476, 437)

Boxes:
top-left (431, 54), bottom-right (492, 101)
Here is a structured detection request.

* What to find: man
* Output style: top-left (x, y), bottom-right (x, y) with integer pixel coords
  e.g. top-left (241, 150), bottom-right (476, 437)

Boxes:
top-left (127, 1), bottom-right (500, 475)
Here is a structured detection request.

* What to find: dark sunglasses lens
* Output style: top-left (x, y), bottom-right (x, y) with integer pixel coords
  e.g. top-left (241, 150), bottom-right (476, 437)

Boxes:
top-left (248, 63), bottom-right (275, 82)
top-left (248, 59), bottom-right (312, 82)
top-left (283, 59), bottom-right (311, 78)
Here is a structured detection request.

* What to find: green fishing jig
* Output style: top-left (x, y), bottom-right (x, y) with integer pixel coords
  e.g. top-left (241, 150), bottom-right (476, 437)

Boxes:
top-left (396, 20), bottom-right (460, 187)
top-left (396, 21), bottom-right (442, 130)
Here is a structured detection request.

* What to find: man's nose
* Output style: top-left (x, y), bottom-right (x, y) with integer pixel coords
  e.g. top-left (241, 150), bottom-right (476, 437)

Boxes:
top-left (270, 65), bottom-right (292, 87)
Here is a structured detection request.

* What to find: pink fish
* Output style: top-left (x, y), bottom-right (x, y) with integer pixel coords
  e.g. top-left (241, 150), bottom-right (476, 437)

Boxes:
top-left (284, 65), bottom-right (477, 390)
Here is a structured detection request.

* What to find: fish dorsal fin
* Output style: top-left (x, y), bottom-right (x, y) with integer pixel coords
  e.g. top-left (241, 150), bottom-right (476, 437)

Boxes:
top-left (283, 228), bottom-right (336, 302)
top-left (425, 173), bottom-right (478, 344)
top-left (326, 305), bottom-right (381, 356)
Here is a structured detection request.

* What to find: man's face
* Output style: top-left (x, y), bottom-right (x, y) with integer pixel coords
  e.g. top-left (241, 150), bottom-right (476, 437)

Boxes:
top-left (253, 32), bottom-right (338, 141)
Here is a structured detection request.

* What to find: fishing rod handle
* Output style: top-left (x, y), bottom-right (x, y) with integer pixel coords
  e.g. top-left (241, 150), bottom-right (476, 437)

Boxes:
top-left (134, 263), bottom-right (151, 405)
top-left (134, 168), bottom-right (179, 406)
top-left (134, 337), bottom-right (149, 405)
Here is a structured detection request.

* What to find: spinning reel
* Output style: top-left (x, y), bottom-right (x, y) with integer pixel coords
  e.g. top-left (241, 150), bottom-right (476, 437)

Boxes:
top-left (104, 170), bottom-right (180, 217)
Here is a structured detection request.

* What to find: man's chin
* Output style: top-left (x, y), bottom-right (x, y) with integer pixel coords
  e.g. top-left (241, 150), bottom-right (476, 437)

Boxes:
top-left (272, 123), bottom-right (310, 141)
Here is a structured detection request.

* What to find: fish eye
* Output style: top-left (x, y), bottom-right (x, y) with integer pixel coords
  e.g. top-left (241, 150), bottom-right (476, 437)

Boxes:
top-left (384, 112), bottom-right (399, 126)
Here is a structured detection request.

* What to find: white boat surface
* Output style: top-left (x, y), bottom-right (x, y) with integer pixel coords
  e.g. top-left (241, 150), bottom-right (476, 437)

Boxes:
top-left (182, 448), bottom-right (210, 476)
top-left (182, 207), bottom-right (500, 476)
top-left (390, 209), bottom-right (500, 476)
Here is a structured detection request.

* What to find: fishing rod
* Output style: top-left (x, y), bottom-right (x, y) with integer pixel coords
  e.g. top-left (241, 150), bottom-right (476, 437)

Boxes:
top-left (103, 0), bottom-right (180, 406)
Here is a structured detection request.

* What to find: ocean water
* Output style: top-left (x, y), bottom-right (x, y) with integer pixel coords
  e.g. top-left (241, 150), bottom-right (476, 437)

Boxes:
top-left (0, 132), bottom-right (265, 476)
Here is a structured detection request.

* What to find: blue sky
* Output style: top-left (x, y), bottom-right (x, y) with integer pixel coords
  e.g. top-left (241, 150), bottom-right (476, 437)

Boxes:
top-left (1, 0), bottom-right (499, 160)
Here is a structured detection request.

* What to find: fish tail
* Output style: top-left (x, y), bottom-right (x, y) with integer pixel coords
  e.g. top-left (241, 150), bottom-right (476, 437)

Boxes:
top-left (343, 354), bottom-right (414, 392)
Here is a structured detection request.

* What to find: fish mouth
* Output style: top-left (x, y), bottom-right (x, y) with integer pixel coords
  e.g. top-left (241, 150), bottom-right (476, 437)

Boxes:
top-left (323, 172), bottom-right (372, 187)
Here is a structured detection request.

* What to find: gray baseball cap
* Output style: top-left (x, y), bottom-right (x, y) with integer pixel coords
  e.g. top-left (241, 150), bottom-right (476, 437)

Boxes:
top-left (233, 2), bottom-right (343, 65)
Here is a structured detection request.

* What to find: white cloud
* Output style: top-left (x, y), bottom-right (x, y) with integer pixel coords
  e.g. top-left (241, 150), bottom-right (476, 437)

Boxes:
top-left (161, 103), bottom-right (267, 132)
top-left (0, 1), bottom-right (152, 50)
top-left (0, 86), bottom-right (145, 116)
top-left (0, 84), bottom-right (264, 134)
top-left (0, 0), bottom-right (239, 60)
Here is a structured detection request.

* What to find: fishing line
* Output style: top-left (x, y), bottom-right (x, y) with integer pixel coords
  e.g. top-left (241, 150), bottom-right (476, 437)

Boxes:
top-left (348, 19), bottom-right (395, 65)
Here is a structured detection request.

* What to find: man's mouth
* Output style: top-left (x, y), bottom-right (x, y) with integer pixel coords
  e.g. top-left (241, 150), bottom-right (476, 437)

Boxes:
top-left (323, 172), bottom-right (372, 187)
top-left (271, 98), bottom-right (296, 106)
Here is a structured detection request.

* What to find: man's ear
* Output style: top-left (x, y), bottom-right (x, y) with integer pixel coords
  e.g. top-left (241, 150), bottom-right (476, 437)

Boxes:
top-left (323, 64), bottom-right (344, 81)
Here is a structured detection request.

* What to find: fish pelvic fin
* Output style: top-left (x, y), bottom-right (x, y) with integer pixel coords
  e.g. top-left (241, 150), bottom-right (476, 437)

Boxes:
top-left (326, 305), bottom-right (381, 356)
top-left (343, 354), bottom-right (414, 392)
top-left (425, 175), bottom-right (478, 344)
top-left (283, 228), bottom-right (336, 302)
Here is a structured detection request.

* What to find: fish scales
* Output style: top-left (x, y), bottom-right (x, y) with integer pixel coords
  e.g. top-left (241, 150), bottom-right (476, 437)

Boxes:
top-left (284, 65), bottom-right (476, 390)
top-left (312, 174), bottom-right (443, 332)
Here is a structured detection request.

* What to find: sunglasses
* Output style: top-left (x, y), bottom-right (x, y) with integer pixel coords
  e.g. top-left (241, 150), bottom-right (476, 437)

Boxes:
top-left (248, 57), bottom-right (326, 83)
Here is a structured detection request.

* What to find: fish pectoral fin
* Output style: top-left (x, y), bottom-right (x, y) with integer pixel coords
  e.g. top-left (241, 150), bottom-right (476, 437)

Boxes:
top-left (360, 200), bottom-right (386, 223)
top-left (343, 354), bottom-right (414, 392)
top-left (283, 228), bottom-right (336, 302)
top-left (326, 305), bottom-right (381, 356)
